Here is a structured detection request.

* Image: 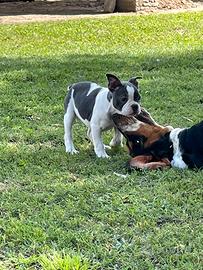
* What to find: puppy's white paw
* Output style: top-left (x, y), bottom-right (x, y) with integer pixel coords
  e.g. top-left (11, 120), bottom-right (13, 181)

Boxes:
top-left (171, 158), bottom-right (187, 169)
top-left (109, 140), bottom-right (123, 147)
top-left (96, 150), bottom-right (110, 158)
top-left (104, 144), bottom-right (111, 150)
top-left (66, 147), bottom-right (79, 155)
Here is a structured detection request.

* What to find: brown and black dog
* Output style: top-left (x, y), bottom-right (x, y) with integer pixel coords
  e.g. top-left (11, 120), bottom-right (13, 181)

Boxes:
top-left (112, 109), bottom-right (173, 170)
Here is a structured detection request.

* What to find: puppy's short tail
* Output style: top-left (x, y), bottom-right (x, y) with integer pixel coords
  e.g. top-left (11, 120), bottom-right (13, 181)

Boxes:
top-left (64, 84), bottom-right (73, 112)
top-left (67, 84), bottom-right (73, 92)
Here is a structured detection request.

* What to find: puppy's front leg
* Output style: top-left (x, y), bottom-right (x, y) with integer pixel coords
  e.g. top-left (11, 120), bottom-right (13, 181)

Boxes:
top-left (110, 127), bottom-right (123, 147)
top-left (91, 125), bottom-right (109, 158)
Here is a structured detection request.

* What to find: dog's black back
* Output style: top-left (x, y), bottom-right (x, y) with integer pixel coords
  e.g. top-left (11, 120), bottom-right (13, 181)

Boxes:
top-left (179, 121), bottom-right (203, 168)
top-left (147, 121), bottom-right (203, 169)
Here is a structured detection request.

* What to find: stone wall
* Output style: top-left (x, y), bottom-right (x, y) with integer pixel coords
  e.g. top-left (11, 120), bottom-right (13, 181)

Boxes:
top-left (59, 0), bottom-right (104, 8)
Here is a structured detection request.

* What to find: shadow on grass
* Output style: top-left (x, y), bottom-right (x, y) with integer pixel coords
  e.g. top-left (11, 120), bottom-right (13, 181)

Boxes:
top-left (0, 50), bottom-right (203, 84)
top-left (0, 49), bottom-right (202, 116)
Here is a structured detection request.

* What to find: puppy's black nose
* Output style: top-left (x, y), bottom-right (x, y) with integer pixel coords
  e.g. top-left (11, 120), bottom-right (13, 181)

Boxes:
top-left (131, 104), bottom-right (139, 113)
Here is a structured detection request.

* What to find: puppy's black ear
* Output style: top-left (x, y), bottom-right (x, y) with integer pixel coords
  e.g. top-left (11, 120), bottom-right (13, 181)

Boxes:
top-left (106, 74), bottom-right (122, 92)
top-left (129, 76), bottom-right (142, 89)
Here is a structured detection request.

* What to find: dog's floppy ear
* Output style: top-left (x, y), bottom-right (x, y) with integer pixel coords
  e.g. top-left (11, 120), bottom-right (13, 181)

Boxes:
top-left (128, 76), bottom-right (142, 89)
top-left (136, 107), bottom-right (158, 126)
top-left (106, 74), bottom-right (122, 92)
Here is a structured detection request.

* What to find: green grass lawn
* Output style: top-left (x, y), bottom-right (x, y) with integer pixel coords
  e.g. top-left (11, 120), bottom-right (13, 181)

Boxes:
top-left (0, 11), bottom-right (203, 269)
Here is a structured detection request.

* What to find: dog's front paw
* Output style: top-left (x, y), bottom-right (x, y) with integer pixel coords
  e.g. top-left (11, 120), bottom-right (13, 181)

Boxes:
top-left (66, 147), bottom-right (79, 155)
top-left (110, 132), bottom-right (123, 147)
top-left (109, 140), bottom-right (123, 147)
top-left (171, 158), bottom-right (187, 169)
top-left (96, 150), bottom-right (110, 158)
top-left (104, 144), bottom-right (111, 150)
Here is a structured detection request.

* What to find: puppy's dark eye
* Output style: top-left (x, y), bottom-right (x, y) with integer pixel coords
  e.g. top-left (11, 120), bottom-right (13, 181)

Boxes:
top-left (135, 95), bottom-right (141, 102)
top-left (121, 97), bottom-right (127, 102)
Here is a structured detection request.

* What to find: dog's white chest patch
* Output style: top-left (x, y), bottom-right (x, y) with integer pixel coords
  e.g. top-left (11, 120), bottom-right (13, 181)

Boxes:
top-left (170, 128), bottom-right (188, 169)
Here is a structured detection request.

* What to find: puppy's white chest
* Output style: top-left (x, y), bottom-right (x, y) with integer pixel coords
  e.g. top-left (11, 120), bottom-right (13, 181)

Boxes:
top-left (170, 128), bottom-right (188, 169)
top-left (171, 155), bottom-right (188, 169)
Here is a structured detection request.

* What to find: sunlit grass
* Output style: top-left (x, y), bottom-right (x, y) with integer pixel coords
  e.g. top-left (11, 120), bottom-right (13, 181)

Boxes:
top-left (0, 11), bottom-right (203, 269)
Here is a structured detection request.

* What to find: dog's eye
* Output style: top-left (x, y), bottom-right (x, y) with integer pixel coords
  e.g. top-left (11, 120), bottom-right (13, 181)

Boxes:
top-left (121, 97), bottom-right (127, 102)
top-left (135, 96), bottom-right (141, 102)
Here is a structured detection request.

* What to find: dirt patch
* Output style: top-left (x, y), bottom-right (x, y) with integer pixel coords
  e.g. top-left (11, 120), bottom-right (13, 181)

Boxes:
top-left (0, 182), bottom-right (12, 192)
top-left (152, 0), bottom-right (195, 9)
top-left (0, 1), bottom-right (202, 24)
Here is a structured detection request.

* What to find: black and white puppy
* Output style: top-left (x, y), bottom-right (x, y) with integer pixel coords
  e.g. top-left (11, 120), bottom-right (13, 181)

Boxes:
top-left (64, 74), bottom-right (141, 158)
top-left (146, 121), bottom-right (203, 169)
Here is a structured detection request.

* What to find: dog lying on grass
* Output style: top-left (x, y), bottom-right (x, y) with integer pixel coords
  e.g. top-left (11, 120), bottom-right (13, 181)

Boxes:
top-left (112, 109), bottom-right (172, 170)
top-left (113, 110), bottom-right (203, 170)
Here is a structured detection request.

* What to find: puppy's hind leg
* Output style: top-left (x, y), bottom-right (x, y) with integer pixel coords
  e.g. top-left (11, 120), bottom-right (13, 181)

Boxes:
top-left (86, 128), bottom-right (93, 142)
top-left (110, 127), bottom-right (123, 147)
top-left (87, 127), bottom-right (111, 151)
top-left (91, 124), bottom-right (109, 158)
top-left (64, 100), bottom-right (78, 154)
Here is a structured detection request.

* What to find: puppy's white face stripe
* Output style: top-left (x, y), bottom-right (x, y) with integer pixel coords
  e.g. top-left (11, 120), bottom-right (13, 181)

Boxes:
top-left (170, 128), bottom-right (188, 169)
top-left (126, 85), bottom-right (135, 100)
top-left (120, 85), bottom-right (141, 115)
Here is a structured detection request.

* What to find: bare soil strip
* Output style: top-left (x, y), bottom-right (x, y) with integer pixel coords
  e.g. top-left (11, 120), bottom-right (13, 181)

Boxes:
top-left (0, 1), bottom-right (202, 24)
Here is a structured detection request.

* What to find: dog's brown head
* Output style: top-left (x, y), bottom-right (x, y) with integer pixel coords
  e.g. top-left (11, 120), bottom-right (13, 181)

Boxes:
top-left (112, 108), bottom-right (173, 159)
